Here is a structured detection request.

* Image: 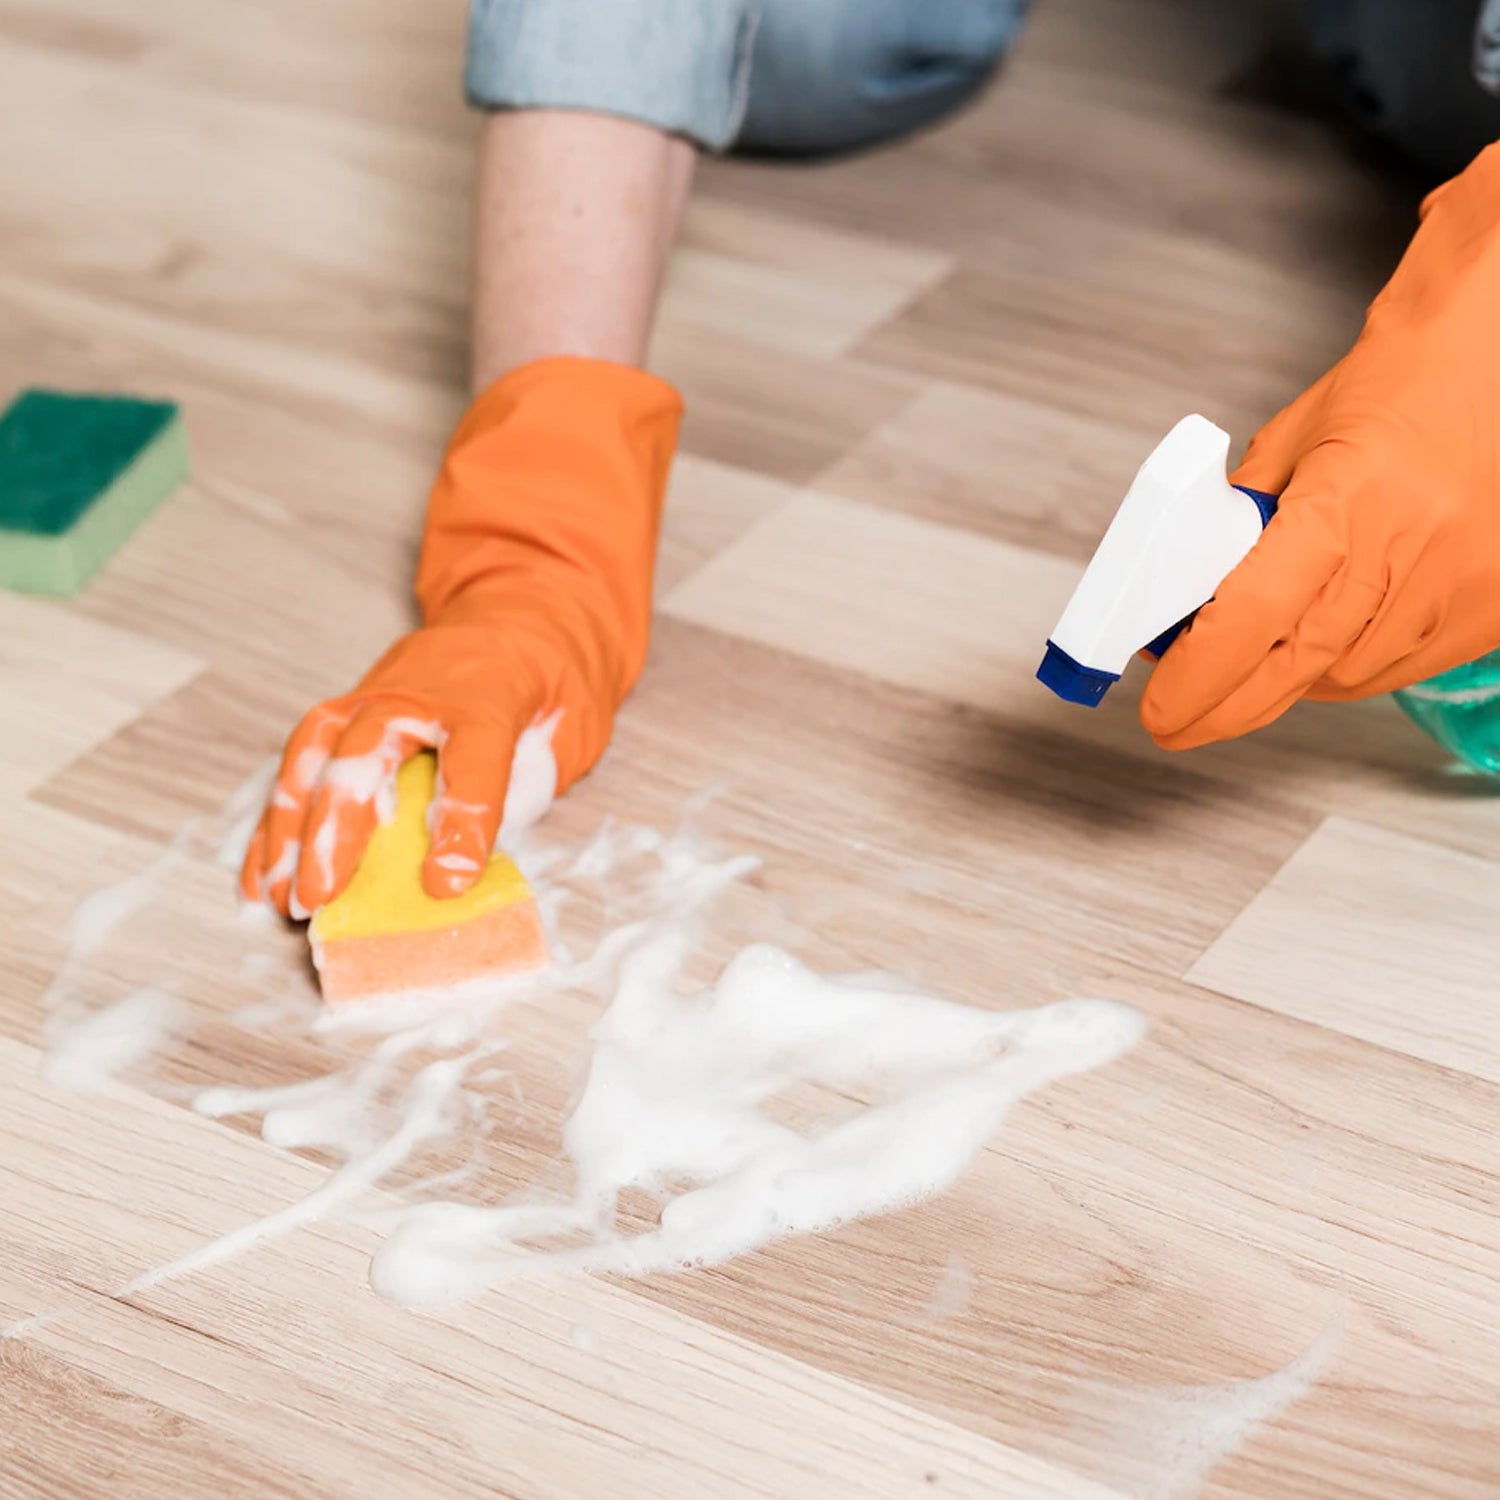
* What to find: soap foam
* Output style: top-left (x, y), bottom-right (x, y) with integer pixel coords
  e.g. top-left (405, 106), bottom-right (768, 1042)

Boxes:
top-left (338, 927), bottom-right (1138, 1307)
top-left (122, 1056), bottom-right (470, 1297)
top-left (216, 754), bottom-right (277, 870)
top-left (499, 711), bottom-right (560, 843)
top-left (43, 985), bottom-right (183, 1092)
top-left (1068, 1309), bottom-right (1344, 1500)
top-left (29, 756), bottom-right (1144, 1337)
top-left (20, 759), bottom-right (1345, 1499)
top-left (195, 1071), bottom-right (384, 1155)
top-left (922, 1252), bottom-right (976, 1323)
top-left (314, 716), bottom-right (444, 833)
top-left (66, 860), bottom-right (163, 960)
top-left (39, 833), bottom-right (193, 1087)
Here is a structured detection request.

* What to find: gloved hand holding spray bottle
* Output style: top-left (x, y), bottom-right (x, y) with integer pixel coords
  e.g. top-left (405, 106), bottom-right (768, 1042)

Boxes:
top-left (1040, 142), bottom-right (1500, 774)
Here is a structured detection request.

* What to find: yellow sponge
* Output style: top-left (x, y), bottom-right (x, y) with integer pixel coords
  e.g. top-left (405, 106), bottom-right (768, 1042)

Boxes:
top-left (309, 753), bottom-right (548, 1004)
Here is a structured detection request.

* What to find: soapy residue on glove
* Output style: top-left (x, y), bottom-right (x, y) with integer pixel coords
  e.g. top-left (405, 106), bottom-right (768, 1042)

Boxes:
top-left (268, 715), bottom-right (559, 916)
top-left (24, 747), bottom-right (1145, 1318)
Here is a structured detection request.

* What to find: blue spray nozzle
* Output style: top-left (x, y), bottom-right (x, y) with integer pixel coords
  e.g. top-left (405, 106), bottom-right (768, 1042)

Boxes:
top-left (1235, 484), bottom-right (1280, 527)
top-left (1036, 641), bottom-right (1119, 706)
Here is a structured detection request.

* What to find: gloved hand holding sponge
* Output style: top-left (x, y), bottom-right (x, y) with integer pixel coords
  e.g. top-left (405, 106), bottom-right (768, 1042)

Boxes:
top-left (241, 356), bottom-right (681, 916)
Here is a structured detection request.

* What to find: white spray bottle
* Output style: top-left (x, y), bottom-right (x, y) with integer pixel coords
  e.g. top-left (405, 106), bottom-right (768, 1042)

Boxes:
top-left (1036, 414), bottom-right (1278, 706)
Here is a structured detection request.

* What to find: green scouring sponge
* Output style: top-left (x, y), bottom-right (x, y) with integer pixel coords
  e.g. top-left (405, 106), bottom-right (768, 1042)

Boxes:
top-left (0, 388), bottom-right (190, 596)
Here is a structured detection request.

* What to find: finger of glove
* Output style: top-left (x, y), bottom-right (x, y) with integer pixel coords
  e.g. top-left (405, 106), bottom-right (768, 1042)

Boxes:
top-left (1309, 605), bottom-right (1480, 703)
top-left (293, 706), bottom-right (431, 913)
top-left (423, 720), bottom-right (522, 899)
top-left (1146, 563), bottom-right (1384, 748)
top-left (1230, 367), bottom-right (1337, 495)
top-left (251, 704), bottom-right (351, 916)
top-left (1140, 457), bottom-right (1354, 741)
top-left (239, 816), bottom-right (269, 904)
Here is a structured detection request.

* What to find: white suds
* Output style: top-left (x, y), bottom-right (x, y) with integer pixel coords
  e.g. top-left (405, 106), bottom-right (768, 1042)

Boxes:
top-left (39, 839), bottom-right (191, 1088)
top-left (369, 938), bottom-right (1142, 1304)
top-left (262, 838), bottom-right (299, 892)
top-left (1070, 1309), bottom-right (1344, 1500)
top-left (237, 952), bottom-right (281, 984)
top-left (27, 760), bottom-right (1144, 1342)
top-left (292, 746), bottom-right (331, 792)
top-left (499, 711), bottom-right (561, 845)
top-left (317, 717), bottom-right (443, 829)
top-left (921, 1252), bottom-right (976, 1323)
top-left (43, 986), bottom-right (183, 1092)
top-left (320, 754), bottom-right (390, 804)
top-left (215, 754), bottom-right (277, 870)
top-left (66, 865), bottom-right (162, 961)
top-left (196, 1071), bottom-right (383, 1155)
top-left (310, 817), bottom-right (339, 892)
top-left (121, 1057), bottom-right (468, 1297)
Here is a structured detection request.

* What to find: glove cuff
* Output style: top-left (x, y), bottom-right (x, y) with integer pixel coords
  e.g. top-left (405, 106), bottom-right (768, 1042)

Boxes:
top-left (415, 356), bottom-right (684, 700)
top-left (451, 356), bottom-right (683, 450)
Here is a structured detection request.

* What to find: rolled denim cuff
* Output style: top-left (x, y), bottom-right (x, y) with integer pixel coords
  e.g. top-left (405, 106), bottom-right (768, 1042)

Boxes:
top-left (465, 0), bottom-right (757, 151)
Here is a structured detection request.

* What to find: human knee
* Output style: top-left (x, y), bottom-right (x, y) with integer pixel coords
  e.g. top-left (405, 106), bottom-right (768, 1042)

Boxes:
top-left (739, 0), bottom-right (1029, 155)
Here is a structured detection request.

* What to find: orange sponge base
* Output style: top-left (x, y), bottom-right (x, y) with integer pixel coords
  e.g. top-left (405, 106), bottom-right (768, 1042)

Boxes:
top-left (312, 896), bottom-right (548, 1005)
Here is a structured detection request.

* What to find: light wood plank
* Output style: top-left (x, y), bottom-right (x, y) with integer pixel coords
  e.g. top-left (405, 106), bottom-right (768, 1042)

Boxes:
top-left (661, 490), bottom-right (1081, 717)
top-left (850, 259), bottom-right (1337, 442)
top-left (32, 670), bottom-right (296, 844)
top-left (0, 595), bottom-right (201, 794)
top-left (813, 380), bottom-right (1155, 557)
top-left (0, 1032), bottom-right (1123, 1500)
top-left (1190, 816), bottom-right (1500, 1085)
top-left (660, 491), bottom-right (1500, 874)
top-left (0, 0), bottom-right (472, 138)
top-left (652, 322), bottom-right (918, 484)
top-left (657, 455), bottom-right (799, 594)
top-left (0, 1340), bottom-right (312, 1500)
top-left (0, 797), bottom-right (146, 945)
top-left (0, 38), bottom-right (472, 298)
top-left (665, 200), bottom-right (953, 360)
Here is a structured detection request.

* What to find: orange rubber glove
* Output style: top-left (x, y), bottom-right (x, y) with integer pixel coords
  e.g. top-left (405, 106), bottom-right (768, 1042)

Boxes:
top-left (241, 356), bottom-right (682, 915)
top-left (1142, 142), bottom-right (1500, 750)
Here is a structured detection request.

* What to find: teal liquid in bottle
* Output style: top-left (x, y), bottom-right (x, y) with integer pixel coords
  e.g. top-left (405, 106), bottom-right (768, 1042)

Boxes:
top-left (1394, 648), bottom-right (1500, 775)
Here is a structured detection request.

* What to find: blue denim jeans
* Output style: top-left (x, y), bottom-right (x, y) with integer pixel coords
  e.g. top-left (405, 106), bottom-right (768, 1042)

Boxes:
top-left (466, 0), bottom-right (1500, 172)
top-left (464, 0), bottom-right (1029, 154)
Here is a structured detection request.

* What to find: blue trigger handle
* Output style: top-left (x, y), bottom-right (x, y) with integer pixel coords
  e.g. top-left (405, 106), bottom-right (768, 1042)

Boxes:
top-left (1143, 485), bottom-right (1279, 659)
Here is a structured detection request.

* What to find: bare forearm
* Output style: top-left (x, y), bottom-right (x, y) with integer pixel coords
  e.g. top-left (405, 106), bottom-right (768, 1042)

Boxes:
top-left (470, 110), bottom-right (694, 388)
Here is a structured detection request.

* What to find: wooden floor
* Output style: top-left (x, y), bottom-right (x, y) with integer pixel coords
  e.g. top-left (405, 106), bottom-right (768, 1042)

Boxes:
top-left (3, 2), bottom-right (1498, 1496)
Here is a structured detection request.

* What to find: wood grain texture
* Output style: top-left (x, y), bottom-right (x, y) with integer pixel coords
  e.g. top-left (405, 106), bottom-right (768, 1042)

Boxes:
top-left (1191, 816), bottom-right (1500, 1085)
top-left (0, 1033), bottom-right (1126, 1500)
top-left (3, 0), bottom-right (1499, 1497)
top-left (0, 595), bottom-right (201, 795)
top-left (666, 200), bottom-right (954, 360)
top-left (813, 380), bottom-right (1155, 556)
top-left (662, 489), bottom-right (1085, 713)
